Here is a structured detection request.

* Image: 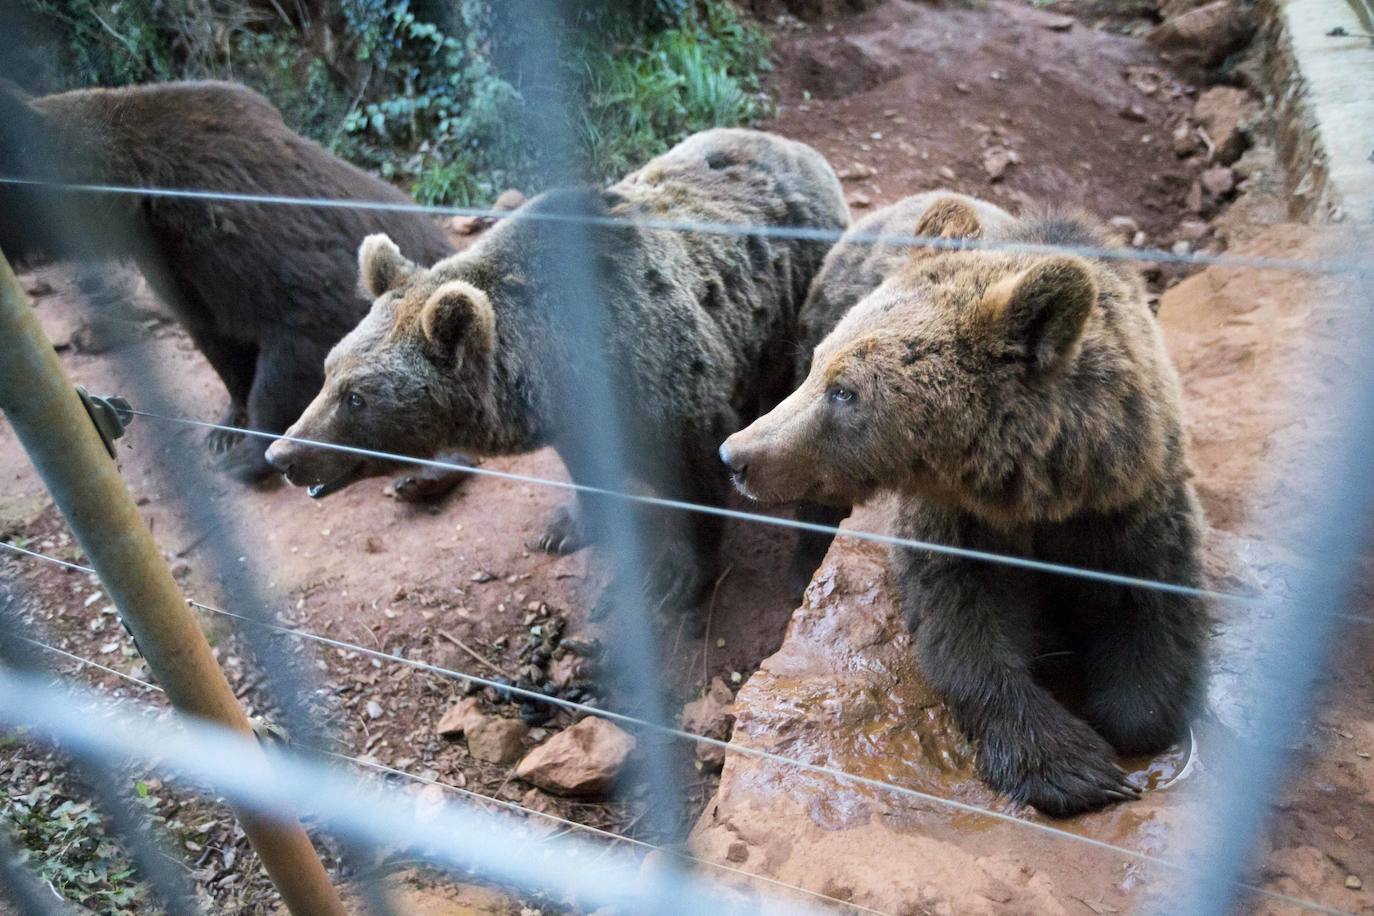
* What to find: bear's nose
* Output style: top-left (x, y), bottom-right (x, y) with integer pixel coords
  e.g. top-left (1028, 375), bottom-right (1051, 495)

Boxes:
top-left (264, 439), bottom-right (294, 477)
top-left (718, 442), bottom-right (747, 481)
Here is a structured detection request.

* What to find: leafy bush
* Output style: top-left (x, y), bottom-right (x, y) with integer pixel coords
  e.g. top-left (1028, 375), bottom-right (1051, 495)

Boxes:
top-left (16, 0), bottom-right (770, 205)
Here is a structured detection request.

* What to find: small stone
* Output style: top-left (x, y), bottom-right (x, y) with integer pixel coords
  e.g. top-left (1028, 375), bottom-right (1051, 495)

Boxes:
top-left (492, 189), bottom-right (527, 212)
top-left (1177, 219), bottom-right (1210, 241)
top-left (1132, 231), bottom-right (1149, 248)
top-left (515, 717), bottom-right (635, 796)
top-left (848, 193), bottom-right (872, 208)
top-left (954, 82), bottom-right (971, 94)
top-left (365, 700), bottom-right (383, 720)
top-left (1346, 875), bottom-right (1362, 890)
top-left (1334, 825), bottom-right (1356, 841)
top-left (1108, 216), bottom-right (1141, 235)
top-left (982, 146), bottom-right (1016, 182)
top-left (1185, 181), bottom-right (1205, 214)
top-left (1200, 166), bottom-right (1236, 197)
top-left (680, 677), bottom-right (736, 770)
top-left (937, 166), bottom-right (957, 182)
top-left (448, 216), bottom-right (483, 235)
top-left (838, 163), bottom-right (876, 182)
top-left (1042, 14), bottom-right (1074, 30)
top-left (1172, 123), bottom-right (1200, 158)
top-left (1171, 240), bottom-right (1193, 256)
top-left (1120, 104), bottom-right (1149, 123)
top-left (467, 718), bottom-right (529, 764)
top-left (435, 697), bottom-right (485, 738)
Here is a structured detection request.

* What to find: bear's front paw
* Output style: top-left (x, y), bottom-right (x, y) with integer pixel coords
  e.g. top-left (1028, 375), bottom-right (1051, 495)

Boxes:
top-left (205, 405), bottom-right (248, 455)
top-left (216, 441), bottom-right (278, 485)
top-left (529, 502), bottom-right (587, 555)
top-left (982, 718), bottom-right (1140, 818)
top-left (387, 453), bottom-right (475, 503)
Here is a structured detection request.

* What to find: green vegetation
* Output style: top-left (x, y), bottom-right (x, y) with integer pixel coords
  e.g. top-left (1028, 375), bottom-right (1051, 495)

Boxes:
top-left (19, 0), bottom-right (771, 205)
top-left (1, 753), bottom-right (155, 915)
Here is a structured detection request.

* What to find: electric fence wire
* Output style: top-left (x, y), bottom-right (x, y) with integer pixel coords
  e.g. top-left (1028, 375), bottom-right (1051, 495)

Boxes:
top-left (0, 539), bottom-right (1355, 916)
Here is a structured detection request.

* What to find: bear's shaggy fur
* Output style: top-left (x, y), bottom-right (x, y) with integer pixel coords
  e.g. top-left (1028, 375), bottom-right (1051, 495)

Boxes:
top-left (721, 194), bottom-right (1207, 816)
top-left (785, 192), bottom-right (1017, 587)
top-left (0, 81), bottom-right (453, 481)
top-left (267, 128), bottom-right (849, 612)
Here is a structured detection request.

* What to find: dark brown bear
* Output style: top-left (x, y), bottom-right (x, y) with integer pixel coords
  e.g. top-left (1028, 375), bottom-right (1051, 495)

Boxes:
top-left (720, 194), bottom-right (1207, 817)
top-left (0, 80), bottom-right (453, 482)
top-left (266, 128), bottom-right (849, 614)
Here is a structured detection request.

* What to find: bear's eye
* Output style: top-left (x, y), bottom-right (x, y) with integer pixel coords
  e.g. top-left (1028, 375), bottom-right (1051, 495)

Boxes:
top-left (828, 385), bottom-right (856, 405)
top-left (346, 391), bottom-right (366, 410)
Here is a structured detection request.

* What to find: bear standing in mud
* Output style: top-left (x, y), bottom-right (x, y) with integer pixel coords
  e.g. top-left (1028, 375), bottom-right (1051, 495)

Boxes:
top-left (721, 194), bottom-right (1207, 816)
top-left (266, 128), bottom-right (849, 614)
top-left (0, 81), bottom-right (453, 483)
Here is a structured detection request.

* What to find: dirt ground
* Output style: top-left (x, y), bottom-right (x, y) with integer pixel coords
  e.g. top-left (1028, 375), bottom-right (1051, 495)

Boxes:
top-left (1, 1), bottom-right (1367, 914)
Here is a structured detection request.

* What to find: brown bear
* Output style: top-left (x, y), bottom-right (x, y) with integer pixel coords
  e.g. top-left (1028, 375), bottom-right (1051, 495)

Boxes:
top-left (265, 127), bottom-right (850, 614)
top-left (720, 194), bottom-right (1207, 816)
top-left (785, 192), bottom-right (1017, 589)
top-left (0, 80), bottom-right (454, 483)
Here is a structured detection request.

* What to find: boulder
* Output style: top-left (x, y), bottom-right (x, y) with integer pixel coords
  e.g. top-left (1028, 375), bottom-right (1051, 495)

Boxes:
top-left (515, 717), bottom-right (635, 796)
top-left (1193, 86), bottom-right (1260, 165)
top-left (466, 717), bottom-right (529, 765)
top-left (1149, 0), bottom-right (1256, 72)
top-left (434, 698), bottom-right (485, 739)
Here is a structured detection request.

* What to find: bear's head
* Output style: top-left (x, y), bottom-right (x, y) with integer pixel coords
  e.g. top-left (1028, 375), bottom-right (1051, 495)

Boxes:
top-left (720, 196), bottom-right (1146, 526)
top-left (266, 234), bottom-right (498, 497)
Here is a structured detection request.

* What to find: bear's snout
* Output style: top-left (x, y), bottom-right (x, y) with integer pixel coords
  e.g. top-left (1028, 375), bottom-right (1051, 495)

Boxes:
top-left (263, 438), bottom-right (297, 478)
top-left (718, 440), bottom-right (748, 483)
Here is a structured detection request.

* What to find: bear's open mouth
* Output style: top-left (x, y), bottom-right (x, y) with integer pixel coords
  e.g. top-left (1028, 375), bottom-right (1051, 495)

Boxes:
top-left (307, 461), bottom-right (365, 499)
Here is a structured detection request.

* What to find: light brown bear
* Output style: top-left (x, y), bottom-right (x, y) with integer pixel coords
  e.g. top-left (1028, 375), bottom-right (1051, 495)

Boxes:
top-left (266, 128), bottom-right (849, 614)
top-left (785, 192), bottom-right (1016, 588)
top-left (720, 194), bottom-right (1207, 816)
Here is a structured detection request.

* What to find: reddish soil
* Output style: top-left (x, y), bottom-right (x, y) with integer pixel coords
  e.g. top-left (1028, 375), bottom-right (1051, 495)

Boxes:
top-left (2, 1), bottom-right (1367, 914)
top-left (763, 0), bottom-right (1207, 254)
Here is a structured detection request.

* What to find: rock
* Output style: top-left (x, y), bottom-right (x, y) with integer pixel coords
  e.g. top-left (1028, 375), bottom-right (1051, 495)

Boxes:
top-left (515, 717), bottom-right (635, 796)
top-left (937, 165), bottom-right (957, 181)
top-left (1186, 180), bottom-right (1206, 214)
top-left (1172, 122), bottom-right (1200, 158)
top-left (448, 215), bottom-right (483, 235)
top-left (1347, 875), bottom-right (1363, 890)
top-left (467, 717), bottom-right (529, 764)
top-left (1193, 87), bottom-right (1258, 165)
top-left (981, 146), bottom-right (1018, 182)
top-left (838, 163), bottom-right (876, 181)
top-left (365, 700), bottom-right (384, 720)
top-left (848, 193), bottom-right (872, 208)
top-left (1125, 66), bottom-right (1164, 97)
top-left (492, 189), bottom-right (527, 212)
top-left (1119, 104), bottom-right (1149, 123)
top-left (435, 697), bottom-right (485, 738)
top-left (1148, 0), bottom-right (1257, 72)
top-left (1132, 230), bottom-right (1149, 248)
top-left (1171, 239), bottom-right (1193, 256)
top-left (1041, 14), bottom-right (1074, 31)
top-left (1176, 219), bottom-right (1210, 241)
top-left (1200, 166), bottom-right (1236, 197)
top-left (1108, 216), bottom-right (1140, 236)
top-left (680, 677), bottom-right (737, 770)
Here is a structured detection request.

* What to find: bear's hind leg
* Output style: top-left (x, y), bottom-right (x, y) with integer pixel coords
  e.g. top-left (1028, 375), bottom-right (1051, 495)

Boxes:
top-left (1077, 590), bottom-right (1206, 756)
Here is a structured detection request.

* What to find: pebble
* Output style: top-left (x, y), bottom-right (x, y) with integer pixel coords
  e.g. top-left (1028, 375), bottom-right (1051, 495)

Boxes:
top-left (365, 700), bottom-right (383, 719)
top-left (1171, 240), bottom-right (1193, 256)
top-left (1347, 875), bottom-right (1363, 890)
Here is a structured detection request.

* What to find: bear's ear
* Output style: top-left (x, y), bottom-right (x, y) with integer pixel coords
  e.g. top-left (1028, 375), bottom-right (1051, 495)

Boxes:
top-left (419, 281), bottom-right (495, 364)
top-left (358, 233), bottom-right (417, 298)
top-left (912, 196), bottom-right (983, 256)
top-left (978, 256), bottom-right (1096, 370)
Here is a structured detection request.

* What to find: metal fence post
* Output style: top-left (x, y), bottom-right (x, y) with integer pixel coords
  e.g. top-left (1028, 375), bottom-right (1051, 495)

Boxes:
top-left (0, 250), bottom-right (348, 916)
